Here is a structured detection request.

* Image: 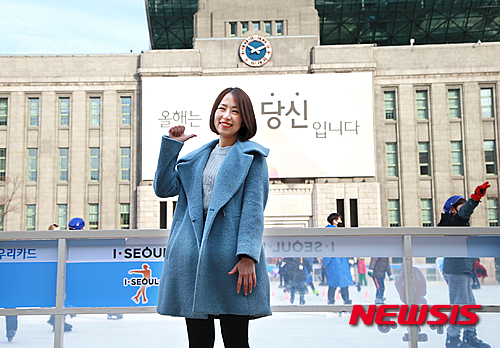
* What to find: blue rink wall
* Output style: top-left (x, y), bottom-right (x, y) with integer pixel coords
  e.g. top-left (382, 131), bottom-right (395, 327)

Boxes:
top-left (0, 240), bottom-right (58, 308)
top-left (0, 238), bottom-right (167, 309)
top-left (0, 262), bottom-right (57, 308)
top-left (65, 261), bottom-right (163, 307)
top-left (65, 238), bottom-right (166, 308)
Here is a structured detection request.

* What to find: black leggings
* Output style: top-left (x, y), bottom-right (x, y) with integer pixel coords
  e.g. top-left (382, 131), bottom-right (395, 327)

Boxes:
top-left (185, 315), bottom-right (250, 348)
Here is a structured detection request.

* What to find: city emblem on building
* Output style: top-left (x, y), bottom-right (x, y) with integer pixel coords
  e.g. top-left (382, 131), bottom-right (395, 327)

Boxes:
top-left (239, 35), bottom-right (273, 67)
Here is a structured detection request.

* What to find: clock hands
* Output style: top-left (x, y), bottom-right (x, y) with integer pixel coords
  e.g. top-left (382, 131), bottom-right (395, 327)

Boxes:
top-left (255, 45), bottom-right (266, 53)
top-left (248, 45), bottom-right (260, 54)
top-left (248, 44), bottom-right (266, 55)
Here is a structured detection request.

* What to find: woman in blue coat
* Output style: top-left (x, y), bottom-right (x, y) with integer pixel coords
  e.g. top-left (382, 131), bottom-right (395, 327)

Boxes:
top-left (323, 257), bottom-right (354, 304)
top-left (324, 213), bottom-right (354, 305)
top-left (153, 87), bottom-right (271, 348)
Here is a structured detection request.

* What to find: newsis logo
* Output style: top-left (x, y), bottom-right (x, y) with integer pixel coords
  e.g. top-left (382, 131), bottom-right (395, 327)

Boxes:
top-left (349, 304), bottom-right (480, 326)
top-left (123, 263), bottom-right (160, 304)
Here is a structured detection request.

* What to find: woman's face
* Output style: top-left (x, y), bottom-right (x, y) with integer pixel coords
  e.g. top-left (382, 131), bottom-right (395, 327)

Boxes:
top-left (214, 92), bottom-right (242, 147)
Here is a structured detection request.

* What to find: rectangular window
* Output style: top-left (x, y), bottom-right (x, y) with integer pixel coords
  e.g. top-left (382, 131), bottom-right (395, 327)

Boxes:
top-left (121, 147), bottom-right (131, 181)
top-left (421, 199), bottom-right (433, 227)
top-left (448, 89), bottom-right (461, 119)
top-left (0, 98), bottom-right (7, 126)
top-left (487, 198), bottom-right (499, 227)
top-left (90, 148), bottom-right (100, 181)
top-left (451, 141), bottom-right (464, 175)
top-left (241, 22), bottom-right (248, 34)
top-left (384, 91), bottom-right (396, 120)
top-left (276, 21), bottom-right (283, 35)
top-left (484, 140), bottom-right (497, 175)
top-left (57, 204), bottom-right (67, 230)
top-left (26, 204), bottom-right (36, 231)
top-left (90, 97), bottom-right (101, 126)
top-left (264, 21), bottom-right (271, 34)
top-left (89, 204), bottom-right (99, 230)
top-left (253, 22), bottom-right (260, 31)
top-left (59, 148), bottom-right (69, 182)
top-left (418, 142), bottom-right (431, 176)
top-left (0, 148), bottom-right (5, 182)
top-left (481, 88), bottom-right (494, 118)
top-left (59, 97), bottom-right (70, 126)
top-left (350, 199), bottom-right (358, 227)
top-left (27, 148), bottom-right (38, 182)
top-left (416, 90), bottom-right (428, 120)
top-left (230, 22), bottom-right (236, 36)
top-left (160, 201), bottom-right (168, 229)
top-left (0, 205), bottom-right (4, 231)
top-left (120, 203), bottom-right (130, 229)
top-left (29, 98), bottom-right (39, 127)
top-left (121, 96), bottom-right (131, 126)
top-left (388, 200), bottom-right (400, 227)
top-left (336, 199), bottom-right (345, 227)
top-left (386, 143), bottom-right (398, 177)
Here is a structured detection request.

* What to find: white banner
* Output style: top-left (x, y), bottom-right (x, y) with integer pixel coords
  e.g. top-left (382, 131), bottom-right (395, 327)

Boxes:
top-left (142, 73), bottom-right (374, 180)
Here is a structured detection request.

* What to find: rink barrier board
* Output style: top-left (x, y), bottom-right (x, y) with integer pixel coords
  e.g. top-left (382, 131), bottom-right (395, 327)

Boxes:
top-left (1, 227), bottom-right (500, 348)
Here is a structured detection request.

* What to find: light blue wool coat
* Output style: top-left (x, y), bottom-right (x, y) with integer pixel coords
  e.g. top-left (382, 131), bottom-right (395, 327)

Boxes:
top-left (153, 136), bottom-right (271, 319)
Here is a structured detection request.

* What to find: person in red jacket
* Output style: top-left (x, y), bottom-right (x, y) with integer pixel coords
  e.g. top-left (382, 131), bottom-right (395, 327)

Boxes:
top-left (357, 257), bottom-right (367, 287)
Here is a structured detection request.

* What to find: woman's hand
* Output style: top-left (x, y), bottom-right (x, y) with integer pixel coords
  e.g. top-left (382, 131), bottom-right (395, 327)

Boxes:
top-left (228, 257), bottom-right (256, 296)
top-left (168, 125), bottom-right (196, 143)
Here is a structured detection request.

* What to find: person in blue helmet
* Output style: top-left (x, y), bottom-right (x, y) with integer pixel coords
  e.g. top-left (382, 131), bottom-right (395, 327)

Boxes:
top-left (68, 217), bottom-right (85, 230)
top-left (438, 182), bottom-right (491, 348)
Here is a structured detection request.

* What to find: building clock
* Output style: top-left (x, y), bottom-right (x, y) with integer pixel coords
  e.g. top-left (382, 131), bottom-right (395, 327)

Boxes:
top-left (239, 35), bottom-right (273, 67)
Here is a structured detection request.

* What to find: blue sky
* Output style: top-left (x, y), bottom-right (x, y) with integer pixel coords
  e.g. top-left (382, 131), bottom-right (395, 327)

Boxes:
top-left (0, 0), bottom-right (150, 55)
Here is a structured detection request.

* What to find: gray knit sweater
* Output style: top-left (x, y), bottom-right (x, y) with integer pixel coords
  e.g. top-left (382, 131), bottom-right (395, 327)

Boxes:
top-left (202, 145), bottom-right (231, 213)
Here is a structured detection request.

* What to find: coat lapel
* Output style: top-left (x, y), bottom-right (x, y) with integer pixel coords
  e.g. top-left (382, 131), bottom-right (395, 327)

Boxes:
top-left (177, 140), bottom-right (218, 246)
top-left (177, 138), bottom-right (269, 246)
top-left (203, 141), bottom-right (253, 235)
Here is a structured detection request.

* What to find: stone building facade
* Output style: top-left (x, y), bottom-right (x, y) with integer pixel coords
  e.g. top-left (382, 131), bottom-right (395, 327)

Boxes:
top-left (0, 55), bottom-right (140, 230)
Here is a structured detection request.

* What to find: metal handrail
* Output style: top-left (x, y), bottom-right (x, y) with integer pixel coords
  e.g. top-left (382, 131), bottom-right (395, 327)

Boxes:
top-left (0, 226), bottom-right (499, 239)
